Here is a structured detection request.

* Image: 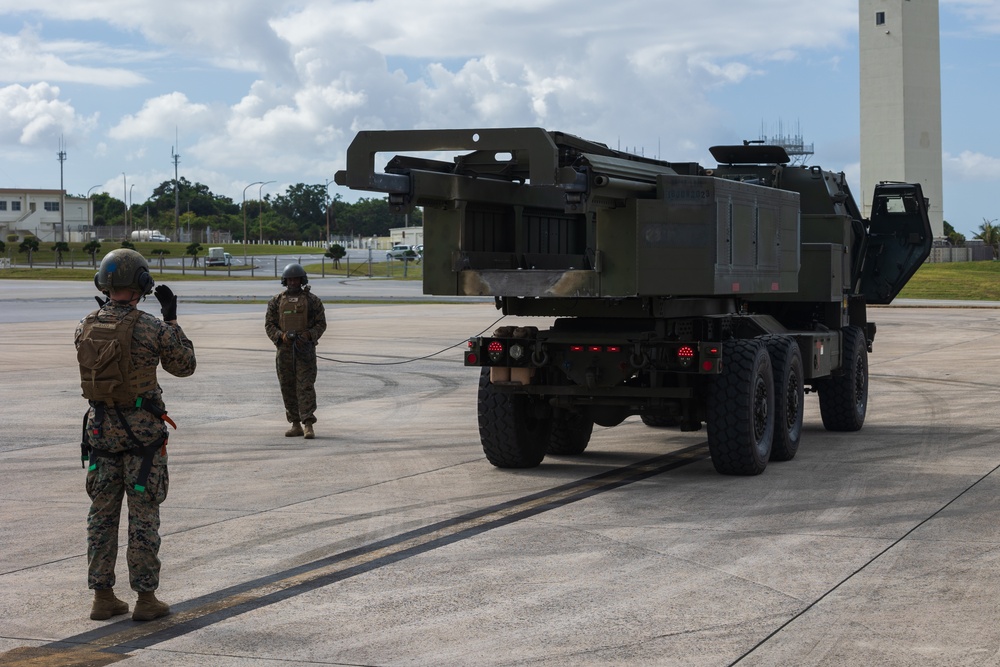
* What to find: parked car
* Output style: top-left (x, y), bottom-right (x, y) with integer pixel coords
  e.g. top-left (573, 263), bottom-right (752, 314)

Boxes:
top-left (386, 244), bottom-right (418, 260)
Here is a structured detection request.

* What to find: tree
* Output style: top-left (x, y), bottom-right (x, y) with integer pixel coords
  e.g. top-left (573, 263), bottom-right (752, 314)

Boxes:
top-left (19, 237), bottom-right (39, 265)
top-left (121, 240), bottom-right (135, 250)
top-left (943, 220), bottom-right (965, 247)
top-left (270, 183), bottom-right (328, 241)
top-left (974, 219), bottom-right (999, 259)
top-left (325, 243), bottom-right (346, 268)
top-left (83, 240), bottom-right (102, 267)
top-left (0, 240), bottom-right (5, 255)
top-left (185, 242), bottom-right (203, 267)
top-left (51, 241), bottom-right (70, 266)
top-left (91, 192), bottom-right (126, 228)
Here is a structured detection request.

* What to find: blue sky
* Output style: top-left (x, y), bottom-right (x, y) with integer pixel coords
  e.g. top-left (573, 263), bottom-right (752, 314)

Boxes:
top-left (1, 0), bottom-right (997, 238)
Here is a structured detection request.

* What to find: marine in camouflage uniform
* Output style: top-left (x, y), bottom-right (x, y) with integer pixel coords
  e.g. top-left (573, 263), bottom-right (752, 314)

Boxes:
top-left (76, 249), bottom-right (196, 621)
top-left (264, 263), bottom-right (327, 438)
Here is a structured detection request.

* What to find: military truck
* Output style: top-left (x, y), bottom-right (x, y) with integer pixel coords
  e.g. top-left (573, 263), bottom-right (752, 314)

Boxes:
top-left (334, 128), bottom-right (932, 475)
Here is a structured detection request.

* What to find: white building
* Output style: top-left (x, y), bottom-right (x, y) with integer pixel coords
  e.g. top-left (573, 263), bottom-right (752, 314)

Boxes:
top-left (389, 226), bottom-right (423, 248)
top-left (859, 0), bottom-right (944, 237)
top-left (0, 188), bottom-right (94, 242)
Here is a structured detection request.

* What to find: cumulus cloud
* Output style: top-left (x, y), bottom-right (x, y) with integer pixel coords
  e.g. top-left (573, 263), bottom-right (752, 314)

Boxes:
top-left (0, 82), bottom-right (97, 145)
top-left (109, 92), bottom-right (218, 140)
top-left (0, 29), bottom-right (147, 87)
top-left (945, 150), bottom-right (1000, 180)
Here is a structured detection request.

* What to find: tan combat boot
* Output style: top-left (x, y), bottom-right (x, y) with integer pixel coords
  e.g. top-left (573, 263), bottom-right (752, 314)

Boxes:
top-left (303, 423), bottom-right (314, 439)
top-left (133, 591), bottom-right (170, 621)
top-left (285, 421), bottom-right (303, 437)
top-left (90, 588), bottom-right (129, 620)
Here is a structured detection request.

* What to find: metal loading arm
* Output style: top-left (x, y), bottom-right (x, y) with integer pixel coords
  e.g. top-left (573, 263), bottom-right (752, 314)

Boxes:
top-left (334, 127), bottom-right (568, 193)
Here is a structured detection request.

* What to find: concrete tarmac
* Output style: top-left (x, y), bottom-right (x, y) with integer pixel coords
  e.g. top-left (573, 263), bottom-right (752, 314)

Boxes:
top-left (1, 279), bottom-right (999, 666)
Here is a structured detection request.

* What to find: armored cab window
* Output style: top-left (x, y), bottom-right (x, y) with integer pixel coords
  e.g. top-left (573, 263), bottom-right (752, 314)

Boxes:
top-left (875, 11), bottom-right (885, 25)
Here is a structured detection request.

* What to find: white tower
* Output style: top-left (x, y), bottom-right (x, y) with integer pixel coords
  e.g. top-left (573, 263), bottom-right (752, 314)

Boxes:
top-left (859, 0), bottom-right (943, 237)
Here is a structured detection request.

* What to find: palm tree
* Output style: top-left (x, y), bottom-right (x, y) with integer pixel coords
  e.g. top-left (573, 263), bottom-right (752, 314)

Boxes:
top-left (974, 219), bottom-right (999, 259)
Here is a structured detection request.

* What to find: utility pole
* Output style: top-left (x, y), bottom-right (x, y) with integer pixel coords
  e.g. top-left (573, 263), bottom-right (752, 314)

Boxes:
top-left (172, 130), bottom-right (181, 242)
top-left (57, 137), bottom-right (66, 242)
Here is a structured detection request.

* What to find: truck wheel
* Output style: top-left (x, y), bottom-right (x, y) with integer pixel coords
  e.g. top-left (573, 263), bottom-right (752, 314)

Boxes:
top-left (818, 326), bottom-right (868, 432)
top-left (707, 339), bottom-right (775, 475)
top-left (759, 335), bottom-right (804, 461)
top-left (641, 414), bottom-right (680, 428)
top-left (477, 368), bottom-right (551, 467)
top-left (547, 408), bottom-right (593, 455)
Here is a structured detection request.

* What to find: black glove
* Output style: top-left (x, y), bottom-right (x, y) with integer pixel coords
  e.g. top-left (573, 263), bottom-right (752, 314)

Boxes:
top-left (154, 285), bottom-right (177, 321)
top-left (94, 295), bottom-right (109, 307)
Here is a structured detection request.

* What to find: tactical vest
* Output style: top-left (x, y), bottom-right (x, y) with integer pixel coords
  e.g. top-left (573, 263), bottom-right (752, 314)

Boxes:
top-left (278, 293), bottom-right (309, 333)
top-left (78, 309), bottom-right (158, 405)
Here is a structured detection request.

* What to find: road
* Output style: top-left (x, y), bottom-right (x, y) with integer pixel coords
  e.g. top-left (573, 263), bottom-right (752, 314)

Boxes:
top-left (1, 286), bottom-right (999, 666)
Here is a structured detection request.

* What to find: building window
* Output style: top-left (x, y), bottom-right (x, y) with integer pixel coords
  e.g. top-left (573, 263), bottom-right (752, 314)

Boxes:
top-left (875, 11), bottom-right (885, 25)
top-left (44, 201), bottom-right (60, 212)
top-left (0, 201), bottom-right (6, 211)
top-left (11, 201), bottom-right (21, 211)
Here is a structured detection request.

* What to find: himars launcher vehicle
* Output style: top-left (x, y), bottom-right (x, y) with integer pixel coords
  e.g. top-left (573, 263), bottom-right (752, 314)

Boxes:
top-left (335, 128), bottom-right (932, 475)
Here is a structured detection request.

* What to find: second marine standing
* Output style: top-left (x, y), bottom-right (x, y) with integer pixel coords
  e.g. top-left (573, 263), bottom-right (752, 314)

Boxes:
top-left (264, 263), bottom-right (327, 439)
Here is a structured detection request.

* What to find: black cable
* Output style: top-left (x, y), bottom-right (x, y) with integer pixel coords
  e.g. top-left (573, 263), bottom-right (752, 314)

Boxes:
top-left (315, 313), bottom-right (507, 366)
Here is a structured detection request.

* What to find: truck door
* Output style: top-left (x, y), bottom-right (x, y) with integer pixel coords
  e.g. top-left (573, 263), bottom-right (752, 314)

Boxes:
top-left (858, 182), bottom-right (933, 304)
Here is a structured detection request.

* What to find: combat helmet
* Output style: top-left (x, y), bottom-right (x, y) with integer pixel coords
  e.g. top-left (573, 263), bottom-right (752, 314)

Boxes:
top-left (281, 263), bottom-right (308, 286)
top-left (94, 248), bottom-right (155, 296)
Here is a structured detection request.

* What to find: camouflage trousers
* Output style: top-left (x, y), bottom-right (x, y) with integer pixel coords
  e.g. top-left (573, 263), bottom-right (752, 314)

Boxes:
top-left (276, 342), bottom-right (318, 425)
top-left (86, 447), bottom-right (168, 592)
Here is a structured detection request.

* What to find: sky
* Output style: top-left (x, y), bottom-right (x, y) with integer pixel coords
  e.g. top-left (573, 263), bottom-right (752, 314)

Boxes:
top-left (0, 0), bottom-right (998, 238)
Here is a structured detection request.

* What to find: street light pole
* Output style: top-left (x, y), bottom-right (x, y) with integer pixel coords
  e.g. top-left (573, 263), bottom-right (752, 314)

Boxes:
top-left (242, 181), bottom-right (263, 266)
top-left (324, 179), bottom-right (332, 245)
top-left (258, 180), bottom-right (275, 244)
top-left (128, 184), bottom-right (135, 240)
top-left (121, 173), bottom-right (127, 239)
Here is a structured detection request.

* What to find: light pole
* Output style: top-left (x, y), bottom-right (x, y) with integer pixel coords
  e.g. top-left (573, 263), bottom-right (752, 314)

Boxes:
top-left (258, 180), bottom-right (275, 244)
top-left (121, 173), bottom-right (127, 238)
top-left (128, 184), bottom-right (135, 239)
top-left (242, 181), bottom-right (263, 265)
top-left (86, 185), bottom-right (101, 239)
top-left (324, 179), bottom-right (332, 245)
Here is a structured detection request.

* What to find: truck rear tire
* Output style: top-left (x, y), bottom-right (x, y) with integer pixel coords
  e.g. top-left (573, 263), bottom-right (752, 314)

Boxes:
top-left (547, 408), bottom-right (593, 455)
top-left (707, 339), bottom-right (775, 475)
top-left (477, 368), bottom-right (551, 468)
top-left (818, 326), bottom-right (868, 432)
top-left (759, 335), bottom-right (804, 461)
